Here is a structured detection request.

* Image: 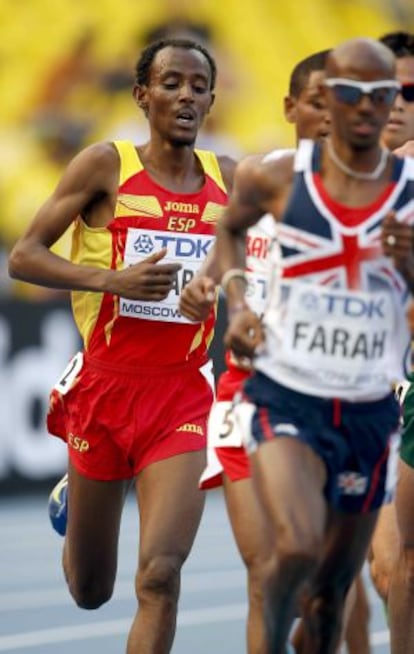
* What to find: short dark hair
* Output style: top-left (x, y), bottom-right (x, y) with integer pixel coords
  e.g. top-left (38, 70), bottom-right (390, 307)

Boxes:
top-left (379, 31), bottom-right (414, 58)
top-left (289, 49), bottom-right (331, 97)
top-left (134, 38), bottom-right (217, 90)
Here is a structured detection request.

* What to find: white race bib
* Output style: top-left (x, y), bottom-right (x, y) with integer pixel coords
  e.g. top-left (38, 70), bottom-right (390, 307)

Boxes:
top-left (395, 379), bottom-right (411, 405)
top-left (208, 401), bottom-right (255, 448)
top-left (54, 352), bottom-right (84, 395)
top-left (281, 283), bottom-right (395, 388)
top-left (119, 228), bottom-right (215, 323)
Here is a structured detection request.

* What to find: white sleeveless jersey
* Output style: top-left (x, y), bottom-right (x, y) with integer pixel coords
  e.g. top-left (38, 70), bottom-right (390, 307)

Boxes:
top-left (255, 139), bottom-right (414, 401)
top-left (244, 149), bottom-right (293, 316)
top-left (225, 149), bottom-right (291, 372)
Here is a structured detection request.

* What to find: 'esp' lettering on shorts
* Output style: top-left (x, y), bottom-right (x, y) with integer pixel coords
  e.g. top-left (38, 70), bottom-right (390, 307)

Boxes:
top-left (68, 433), bottom-right (90, 452)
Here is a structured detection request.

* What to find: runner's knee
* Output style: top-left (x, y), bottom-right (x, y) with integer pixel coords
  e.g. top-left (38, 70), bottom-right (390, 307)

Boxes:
top-left (136, 554), bottom-right (182, 603)
top-left (271, 549), bottom-right (320, 587)
top-left (277, 521), bottom-right (324, 566)
top-left (68, 574), bottom-right (114, 609)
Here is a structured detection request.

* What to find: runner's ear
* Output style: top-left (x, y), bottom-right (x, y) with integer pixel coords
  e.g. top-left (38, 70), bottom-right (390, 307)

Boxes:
top-left (133, 84), bottom-right (149, 115)
top-left (206, 92), bottom-right (215, 114)
top-left (284, 96), bottom-right (297, 124)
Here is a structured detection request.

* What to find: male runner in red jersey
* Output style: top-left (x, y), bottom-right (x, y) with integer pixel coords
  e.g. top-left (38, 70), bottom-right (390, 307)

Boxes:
top-left (8, 38), bottom-right (235, 654)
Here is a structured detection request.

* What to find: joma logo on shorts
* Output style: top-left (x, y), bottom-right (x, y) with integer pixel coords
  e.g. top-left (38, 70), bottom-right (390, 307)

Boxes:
top-left (177, 423), bottom-right (204, 435)
top-left (68, 433), bottom-right (90, 452)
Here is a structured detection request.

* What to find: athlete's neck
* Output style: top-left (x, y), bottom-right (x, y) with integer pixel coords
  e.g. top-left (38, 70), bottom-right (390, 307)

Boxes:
top-left (137, 143), bottom-right (204, 193)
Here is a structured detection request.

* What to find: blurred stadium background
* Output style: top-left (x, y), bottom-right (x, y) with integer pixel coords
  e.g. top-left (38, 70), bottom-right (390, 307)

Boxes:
top-left (0, 0), bottom-right (414, 489)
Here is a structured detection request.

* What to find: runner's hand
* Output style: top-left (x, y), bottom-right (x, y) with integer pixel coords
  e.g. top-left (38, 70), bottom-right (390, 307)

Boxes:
top-left (179, 275), bottom-right (216, 322)
top-left (110, 248), bottom-right (181, 300)
top-left (224, 307), bottom-right (264, 359)
top-left (382, 211), bottom-right (414, 293)
top-left (382, 211), bottom-right (414, 264)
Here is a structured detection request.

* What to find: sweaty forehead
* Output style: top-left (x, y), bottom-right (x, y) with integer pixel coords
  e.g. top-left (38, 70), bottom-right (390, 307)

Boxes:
top-left (327, 39), bottom-right (396, 80)
top-left (150, 46), bottom-right (211, 80)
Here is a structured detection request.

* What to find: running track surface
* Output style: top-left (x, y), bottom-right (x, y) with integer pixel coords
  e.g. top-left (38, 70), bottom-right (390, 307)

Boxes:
top-left (0, 490), bottom-right (390, 653)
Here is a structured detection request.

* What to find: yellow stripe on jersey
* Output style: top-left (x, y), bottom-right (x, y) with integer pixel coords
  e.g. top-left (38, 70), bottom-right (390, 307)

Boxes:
top-left (103, 295), bottom-right (120, 347)
top-left (114, 140), bottom-right (226, 197)
top-left (115, 193), bottom-right (163, 218)
top-left (195, 149), bottom-right (226, 193)
top-left (201, 201), bottom-right (226, 224)
top-left (189, 324), bottom-right (205, 354)
top-left (71, 218), bottom-right (113, 348)
top-left (114, 140), bottom-right (143, 185)
top-left (113, 141), bottom-right (162, 218)
top-left (188, 300), bottom-right (218, 354)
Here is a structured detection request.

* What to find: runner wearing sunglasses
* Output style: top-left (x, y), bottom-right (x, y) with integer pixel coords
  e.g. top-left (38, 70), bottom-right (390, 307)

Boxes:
top-left (214, 37), bottom-right (414, 654)
top-left (324, 78), bottom-right (400, 108)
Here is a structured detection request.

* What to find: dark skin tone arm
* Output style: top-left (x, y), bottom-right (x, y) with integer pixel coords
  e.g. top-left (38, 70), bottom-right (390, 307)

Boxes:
top-left (216, 153), bottom-right (293, 357)
top-left (8, 142), bottom-right (181, 301)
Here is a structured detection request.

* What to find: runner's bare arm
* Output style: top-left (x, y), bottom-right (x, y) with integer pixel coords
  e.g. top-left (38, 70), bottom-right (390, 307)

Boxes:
top-left (8, 142), bottom-right (180, 300)
top-left (216, 153), bottom-right (293, 311)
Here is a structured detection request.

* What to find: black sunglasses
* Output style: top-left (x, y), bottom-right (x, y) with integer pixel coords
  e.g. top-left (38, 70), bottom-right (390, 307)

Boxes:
top-left (324, 78), bottom-right (401, 107)
top-left (401, 84), bottom-right (414, 103)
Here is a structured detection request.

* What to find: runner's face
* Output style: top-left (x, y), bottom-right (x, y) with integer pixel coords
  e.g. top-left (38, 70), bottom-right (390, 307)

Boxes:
top-left (324, 60), bottom-right (396, 149)
top-left (382, 56), bottom-right (414, 150)
top-left (138, 46), bottom-right (214, 146)
top-left (292, 71), bottom-right (331, 140)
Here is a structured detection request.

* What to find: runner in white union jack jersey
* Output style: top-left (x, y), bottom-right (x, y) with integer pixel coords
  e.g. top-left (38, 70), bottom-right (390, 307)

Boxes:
top-left (215, 37), bottom-right (414, 654)
top-left (260, 137), bottom-right (414, 400)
